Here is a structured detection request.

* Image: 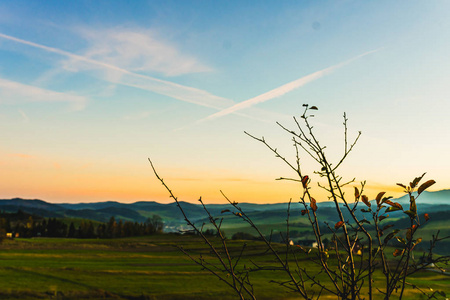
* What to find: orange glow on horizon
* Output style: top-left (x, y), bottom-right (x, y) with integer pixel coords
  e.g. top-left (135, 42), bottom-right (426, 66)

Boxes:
top-left (0, 151), bottom-right (442, 204)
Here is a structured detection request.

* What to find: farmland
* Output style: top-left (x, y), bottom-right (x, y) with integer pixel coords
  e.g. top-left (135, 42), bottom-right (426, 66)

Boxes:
top-left (0, 235), bottom-right (448, 299)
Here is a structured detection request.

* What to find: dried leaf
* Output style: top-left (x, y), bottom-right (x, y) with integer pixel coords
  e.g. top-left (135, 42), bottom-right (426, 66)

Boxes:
top-left (396, 237), bottom-right (406, 244)
top-left (418, 180), bottom-right (436, 195)
top-left (386, 206), bottom-right (402, 213)
top-left (384, 229), bottom-right (400, 244)
top-left (411, 173), bottom-right (426, 189)
top-left (221, 209), bottom-right (230, 214)
top-left (335, 221), bottom-right (344, 230)
top-left (301, 175), bottom-right (309, 189)
top-left (396, 183), bottom-right (407, 189)
top-left (379, 215), bottom-right (389, 221)
top-left (393, 202), bottom-right (403, 210)
top-left (376, 192), bottom-right (386, 206)
top-left (362, 195), bottom-right (371, 207)
top-left (310, 106), bottom-right (318, 110)
top-left (393, 249), bottom-right (404, 257)
top-left (404, 210), bottom-right (416, 219)
top-left (406, 225), bottom-right (417, 241)
top-left (384, 200), bottom-right (403, 210)
top-left (384, 232), bottom-right (396, 244)
top-left (354, 187), bottom-right (360, 200)
top-left (301, 209), bottom-right (307, 216)
top-left (310, 197), bottom-right (318, 212)
top-left (381, 196), bottom-right (393, 203)
top-left (424, 213), bottom-right (430, 222)
top-left (383, 199), bottom-right (394, 206)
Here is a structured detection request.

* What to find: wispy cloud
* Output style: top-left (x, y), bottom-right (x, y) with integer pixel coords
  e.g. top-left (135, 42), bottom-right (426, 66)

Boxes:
top-left (198, 49), bottom-right (383, 122)
top-left (0, 32), bottom-right (233, 110)
top-left (0, 77), bottom-right (87, 110)
top-left (0, 31), bottom-right (290, 125)
top-left (72, 27), bottom-right (212, 76)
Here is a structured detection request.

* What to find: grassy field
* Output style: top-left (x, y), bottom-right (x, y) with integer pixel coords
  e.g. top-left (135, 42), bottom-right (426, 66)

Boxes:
top-left (0, 235), bottom-right (448, 299)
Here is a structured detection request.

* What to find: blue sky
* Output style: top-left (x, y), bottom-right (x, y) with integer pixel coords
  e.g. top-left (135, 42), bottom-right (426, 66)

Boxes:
top-left (0, 1), bottom-right (449, 203)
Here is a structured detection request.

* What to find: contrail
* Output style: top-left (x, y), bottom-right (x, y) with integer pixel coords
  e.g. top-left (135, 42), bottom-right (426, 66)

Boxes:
top-left (0, 32), bottom-right (234, 110)
top-left (198, 48), bottom-right (383, 122)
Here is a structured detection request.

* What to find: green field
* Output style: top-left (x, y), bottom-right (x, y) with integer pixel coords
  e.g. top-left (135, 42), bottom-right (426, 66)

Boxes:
top-left (0, 235), bottom-right (448, 299)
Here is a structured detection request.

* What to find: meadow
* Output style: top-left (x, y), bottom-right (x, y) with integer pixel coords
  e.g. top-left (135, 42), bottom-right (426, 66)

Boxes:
top-left (0, 235), bottom-right (448, 299)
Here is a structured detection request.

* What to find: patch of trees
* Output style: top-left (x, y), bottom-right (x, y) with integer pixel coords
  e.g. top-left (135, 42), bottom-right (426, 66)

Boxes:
top-left (231, 232), bottom-right (258, 241)
top-left (0, 210), bottom-right (164, 239)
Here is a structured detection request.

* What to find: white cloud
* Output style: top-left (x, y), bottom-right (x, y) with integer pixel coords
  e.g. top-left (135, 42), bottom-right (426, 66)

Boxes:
top-left (0, 77), bottom-right (87, 110)
top-left (0, 32), bottom-right (231, 110)
top-left (0, 32), bottom-right (285, 122)
top-left (66, 27), bottom-right (212, 77)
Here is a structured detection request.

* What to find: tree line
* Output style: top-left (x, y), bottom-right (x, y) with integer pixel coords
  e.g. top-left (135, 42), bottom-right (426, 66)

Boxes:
top-left (0, 210), bottom-right (164, 239)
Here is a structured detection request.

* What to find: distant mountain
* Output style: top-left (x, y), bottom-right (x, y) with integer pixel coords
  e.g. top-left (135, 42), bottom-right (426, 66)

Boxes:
top-left (395, 189), bottom-right (450, 205)
top-left (0, 189), bottom-right (448, 230)
top-left (2, 191), bottom-right (448, 255)
top-left (0, 198), bottom-right (65, 212)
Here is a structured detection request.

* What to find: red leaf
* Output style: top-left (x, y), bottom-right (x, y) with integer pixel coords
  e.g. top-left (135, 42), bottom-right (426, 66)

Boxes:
top-left (362, 195), bottom-right (371, 207)
top-left (301, 209), bottom-right (307, 216)
top-left (354, 187), bottom-right (360, 200)
top-left (406, 225), bottom-right (417, 241)
top-left (335, 221), bottom-right (344, 230)
top-left (384, 199), bottom-right (394, 206)
top-left (376, 192), bottom-right (386, 206)
top-left (301, 175), bottom-right (309, 189)
top-left (393, 202), bottom-right (403, 210)
top-left (384, 200), bottom-right (403, 210)
top-left (424, 213), bottom-right (430, 222)
top-left (310, 197), bottom-right (318, 212)
top-left (393, 249), bottom-right (403, 257)
top-left (379, 215), bottom-right (389, 221)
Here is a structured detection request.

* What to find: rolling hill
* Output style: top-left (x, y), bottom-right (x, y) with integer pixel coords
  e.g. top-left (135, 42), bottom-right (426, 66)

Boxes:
top-left (0, 189), bottom-right (448, 236)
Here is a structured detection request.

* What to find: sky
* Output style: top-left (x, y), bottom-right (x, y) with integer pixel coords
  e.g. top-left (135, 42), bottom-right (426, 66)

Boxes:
top-left (0, 1), bottom-right (449, 204)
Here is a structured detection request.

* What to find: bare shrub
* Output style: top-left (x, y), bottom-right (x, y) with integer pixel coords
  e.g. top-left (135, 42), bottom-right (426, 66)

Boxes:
top-left (149, 105), bottom-right (449, 299)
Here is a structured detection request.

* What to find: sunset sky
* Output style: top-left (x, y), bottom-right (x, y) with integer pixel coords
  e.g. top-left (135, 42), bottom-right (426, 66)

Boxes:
top-left (0, 1), bottom-right (449, 204)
